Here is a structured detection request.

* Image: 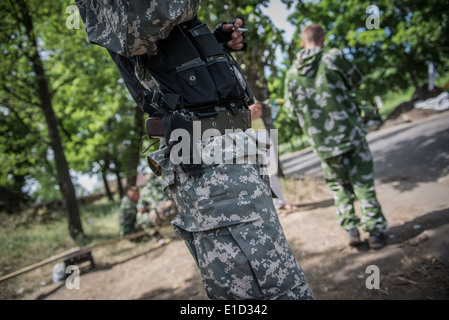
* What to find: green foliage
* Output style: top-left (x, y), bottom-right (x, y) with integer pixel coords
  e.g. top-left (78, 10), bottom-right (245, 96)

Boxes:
top-left (2, 0), bottom-right (448, 210)
top-left (271, 0), bottom-right (449, 151)
top-left (0, 197), bottom-right (120, 296)
top-left (198, 1), bottom-right (286, 84)
top-left (282, 0), bottom-right (449, 98)
top-left (0, 0), bottom-right (148, 206)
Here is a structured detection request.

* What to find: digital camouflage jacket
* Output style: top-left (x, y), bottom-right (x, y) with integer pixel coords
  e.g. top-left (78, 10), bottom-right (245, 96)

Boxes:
top-left (75, 0), bottom-right (200, 56)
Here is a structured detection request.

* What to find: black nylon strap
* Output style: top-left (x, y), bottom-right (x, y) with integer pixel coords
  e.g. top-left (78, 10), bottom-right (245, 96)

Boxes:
top-left (188, 24), bottom-right (224, 58)
top-left (158, 26), bottom-right (201, 70)
top-left (142, 92), bottom-right (163, 116)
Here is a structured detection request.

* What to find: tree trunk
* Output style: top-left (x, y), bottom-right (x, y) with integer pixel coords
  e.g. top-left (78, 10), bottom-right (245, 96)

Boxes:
top-left (113, 169), bottom-right (124, 199)
top-left (408, 68), bottom-right (420, 95)
top-left (125, 105), bottom-right (144, 189)
top-left (19, 1), bottom-right (84, 240)
top-left (101, 166), bottom-right (114, 203)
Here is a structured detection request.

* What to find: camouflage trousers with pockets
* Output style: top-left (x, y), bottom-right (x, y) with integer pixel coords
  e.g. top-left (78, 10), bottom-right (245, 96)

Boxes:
top-left (320, 139), bottom-right (388, 233)
top-left (171, 163), bottom-right (314, 300)
top-left (148, 131), bottom-right (314, 300)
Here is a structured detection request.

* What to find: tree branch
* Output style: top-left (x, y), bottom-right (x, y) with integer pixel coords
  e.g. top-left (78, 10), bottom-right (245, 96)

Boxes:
top-left (1, 98), bottom-right (47, 142)
top-left (1, 83), bottom-right (41, 108)
top-left (50, 75), bottom-right (77, 98)
top-left (57, 118), bottom-right (73, 142)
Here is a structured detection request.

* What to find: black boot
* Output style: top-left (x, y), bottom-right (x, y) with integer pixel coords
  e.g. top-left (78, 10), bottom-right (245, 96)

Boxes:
top-left (368, 232), bottom-right (387, 249)
top-left (347, 227), bottom-right (362, 246)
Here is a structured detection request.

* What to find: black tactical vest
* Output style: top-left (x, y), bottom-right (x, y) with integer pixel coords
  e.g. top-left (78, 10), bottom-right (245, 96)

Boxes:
top-left (138, 18), bottom-right (254, 116)
top-left (110, 17), bottom-right (255, 175)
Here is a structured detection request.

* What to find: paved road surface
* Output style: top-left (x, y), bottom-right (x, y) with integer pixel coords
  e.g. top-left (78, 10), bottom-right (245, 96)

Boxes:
top-left (280, 111), bottom-right (449, 184)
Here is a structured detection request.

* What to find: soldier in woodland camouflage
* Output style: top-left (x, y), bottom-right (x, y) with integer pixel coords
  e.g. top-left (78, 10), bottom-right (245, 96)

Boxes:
top-left (76, 0), bottom-right (314, 299)
top-left (118, 186), bottom-right (140, 236)
top-left (136, 174), bottom-right (177, 242)
top-left (137, 174), bottom-right (172, 227)
top-left (284, 24), bottom-right (388, 249)
top-left (138, 175), bottom-right (166, 210)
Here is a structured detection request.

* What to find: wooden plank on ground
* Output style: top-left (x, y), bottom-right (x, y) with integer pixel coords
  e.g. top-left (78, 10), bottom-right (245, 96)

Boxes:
top-left (0, 227), bottom-right (161, 283)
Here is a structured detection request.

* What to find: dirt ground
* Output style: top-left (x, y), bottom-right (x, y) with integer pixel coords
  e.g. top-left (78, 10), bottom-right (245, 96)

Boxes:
top-left (20, 108), bottom-right (449, 301)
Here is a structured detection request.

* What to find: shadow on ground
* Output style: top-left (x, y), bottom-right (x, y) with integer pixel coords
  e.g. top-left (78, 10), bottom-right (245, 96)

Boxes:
top-left (289, 207), bottom-right (449, 300)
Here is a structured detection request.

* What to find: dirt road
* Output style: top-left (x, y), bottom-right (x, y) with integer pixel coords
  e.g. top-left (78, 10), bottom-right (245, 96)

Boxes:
top-left (26, 110), bottom-right (449, 300)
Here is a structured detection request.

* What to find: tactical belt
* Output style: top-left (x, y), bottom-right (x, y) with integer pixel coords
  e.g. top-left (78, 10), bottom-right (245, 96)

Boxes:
top-left (193, 104), bottom-right (251, 136)
top-left (145, 104), bottom-right (251, 138)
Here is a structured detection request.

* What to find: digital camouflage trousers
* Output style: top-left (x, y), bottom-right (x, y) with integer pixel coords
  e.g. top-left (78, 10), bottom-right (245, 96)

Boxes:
top-left (173, 213), bottom-right (314, 300)
top-left (149, 132), bottom-right (314, 300)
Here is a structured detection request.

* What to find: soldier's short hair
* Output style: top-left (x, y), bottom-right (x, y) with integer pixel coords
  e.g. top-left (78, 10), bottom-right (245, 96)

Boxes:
top-left (301, 24), bottom-right (325, 45)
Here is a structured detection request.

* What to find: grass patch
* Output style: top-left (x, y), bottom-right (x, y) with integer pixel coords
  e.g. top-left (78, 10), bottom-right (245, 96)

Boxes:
top-left (0, 219), bottom-right (74, 272)
top-left (80, 197), bottom-right (121, 245)
top-left (0, 196), bottom-right (120, 298)
top-left (378, 87), bottom-right (414, 120)
top-left (278, 134), bottom-right (310, 155)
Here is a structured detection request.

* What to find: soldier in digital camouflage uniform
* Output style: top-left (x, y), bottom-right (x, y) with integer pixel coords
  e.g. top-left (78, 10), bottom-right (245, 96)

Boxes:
top-left (148, 132), bottom-right (313, 299)
top-left (284, 24), bottom-right (388, 249)
top-left (76, 0), bottom-right (313, 299)
top-left (118, 186), bottom-right (140, 236)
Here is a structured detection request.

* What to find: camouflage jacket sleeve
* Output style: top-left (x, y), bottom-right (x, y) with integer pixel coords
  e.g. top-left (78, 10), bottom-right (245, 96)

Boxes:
top-left (321, 49), bottom-right (363, 91)
top-left (283, 48), bottom-right (367, 159)
top-left (75, 0), bottom-right (200, 56)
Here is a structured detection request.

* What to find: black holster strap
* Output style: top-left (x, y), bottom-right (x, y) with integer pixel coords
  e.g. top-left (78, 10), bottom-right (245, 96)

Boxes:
top-left (142, 92), bottom-right (161, 115)
top-left (142, 91), bottom-right (182, 115)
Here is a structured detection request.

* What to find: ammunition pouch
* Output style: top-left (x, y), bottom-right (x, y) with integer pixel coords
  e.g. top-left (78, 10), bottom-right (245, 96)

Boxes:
top-left (139, 20), bottom-right (253, 113)
top-left (139, 18), bottom-right (254, 175)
